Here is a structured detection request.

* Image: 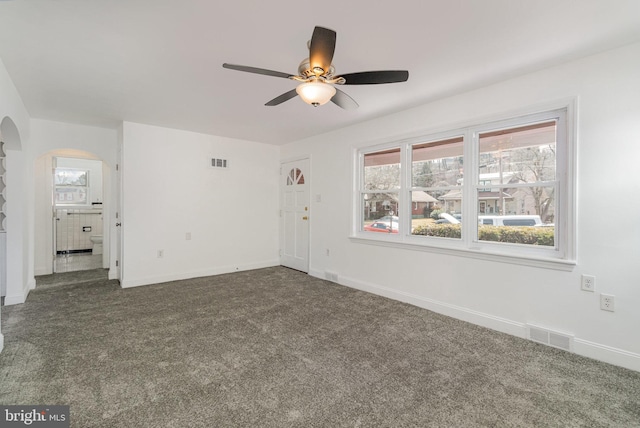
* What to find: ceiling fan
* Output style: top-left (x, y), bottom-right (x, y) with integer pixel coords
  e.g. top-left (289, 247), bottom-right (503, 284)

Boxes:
top-left (222, 26), bottom-right (409, 110)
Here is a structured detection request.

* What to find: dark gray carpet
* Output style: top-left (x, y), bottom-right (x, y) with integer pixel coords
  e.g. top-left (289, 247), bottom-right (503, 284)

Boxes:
top-left (1, 267), bottom-right (639, 427)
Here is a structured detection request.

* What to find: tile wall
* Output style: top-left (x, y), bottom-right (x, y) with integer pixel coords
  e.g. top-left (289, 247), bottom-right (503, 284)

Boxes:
top-left (56, 208), bottom-right (103, 253)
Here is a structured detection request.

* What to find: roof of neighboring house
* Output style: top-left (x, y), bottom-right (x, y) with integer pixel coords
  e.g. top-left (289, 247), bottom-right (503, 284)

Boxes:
top-left (411, 191), bottom-right (438, 203)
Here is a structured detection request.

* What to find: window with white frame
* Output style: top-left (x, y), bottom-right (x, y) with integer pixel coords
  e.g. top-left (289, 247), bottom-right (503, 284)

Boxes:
top-left (355, 107), bottom-right (574, 264)
top-left (476, 120), bottom-right (557, 246)
top-left (361, 148), bottom-right (401, 225)
top-left (55, 168), bottom-right (89, 206)
top-left (411, 136), bottom-right (464, 239)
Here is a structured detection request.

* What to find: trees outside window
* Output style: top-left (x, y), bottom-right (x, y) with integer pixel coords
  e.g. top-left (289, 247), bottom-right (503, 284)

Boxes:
top-left (355, 106), bottom-right (573, 263)
top-left (55, 168), bottom-right (89, 205)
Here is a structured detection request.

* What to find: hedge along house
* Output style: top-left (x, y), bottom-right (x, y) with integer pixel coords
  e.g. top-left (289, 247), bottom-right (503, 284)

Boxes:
top-left (0, 0), bottom-right (639, 376)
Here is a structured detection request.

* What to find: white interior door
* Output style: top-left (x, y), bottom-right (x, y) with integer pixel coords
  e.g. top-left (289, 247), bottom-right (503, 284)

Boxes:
top-left (52, 157), bottom-right (58, 273)
top-left (113, 140), bottom-right (123, 281)
top-left (280, 158), bottom-right (310, 272)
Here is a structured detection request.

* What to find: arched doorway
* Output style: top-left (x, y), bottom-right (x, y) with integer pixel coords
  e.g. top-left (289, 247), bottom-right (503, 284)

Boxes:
top-left (0, 116), bottom-right (23, 305)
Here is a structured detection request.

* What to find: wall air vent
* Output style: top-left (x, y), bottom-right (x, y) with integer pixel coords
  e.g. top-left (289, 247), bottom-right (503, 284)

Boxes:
top-left (211, 158), bottom-right (229, 169)
top-left (526, 324), bottom-right (574, 352)
top-left (325, 271), bottom-right (338, 283)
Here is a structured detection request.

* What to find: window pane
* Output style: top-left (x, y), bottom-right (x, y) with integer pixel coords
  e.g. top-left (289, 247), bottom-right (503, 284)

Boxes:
top-left (479, 121), bottom-right (556, 185)
top-left (362, 192), bottom-right (399, 233)
top-left (477, 185), bottom-right (555, 221)
top-left (412, 137), bottom-right (463, 188)
top-left (55, 187), bottom-right (88, 205)
top-left (410, 191), bottom-right (461, 239)
top-left (55, 168), bottom-right (88, 186)
top-left (477, 186), bottom-right (555, 247)
top-left (364, 148), bottom-right (401, 191)
top-left (410, 190), bottom-right (438, 219)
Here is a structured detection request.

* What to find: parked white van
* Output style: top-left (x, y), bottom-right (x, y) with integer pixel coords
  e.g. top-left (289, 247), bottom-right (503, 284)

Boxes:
top-left (478, 215), bottom-right (542, 226)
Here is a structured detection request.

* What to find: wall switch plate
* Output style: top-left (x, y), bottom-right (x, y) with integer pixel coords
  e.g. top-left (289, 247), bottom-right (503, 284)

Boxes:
top-left (600, 294), bottom-right (615, 312)
top-left (581, 274), bottom-right (595, 292)
top-left (157, 250), bottom-right (164, 258)
top-left (186, 232), bottom-right (191, 240)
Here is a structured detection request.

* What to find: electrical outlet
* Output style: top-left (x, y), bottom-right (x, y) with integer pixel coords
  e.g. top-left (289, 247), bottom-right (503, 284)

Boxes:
top-left (600, 294), bottom-right (615, 312)
top-left (326, 248), bottom-right (330, 256)
top-left (157, 250), bottom-right (164, 258)
top-left (581, 274), bottom-right (595, 292)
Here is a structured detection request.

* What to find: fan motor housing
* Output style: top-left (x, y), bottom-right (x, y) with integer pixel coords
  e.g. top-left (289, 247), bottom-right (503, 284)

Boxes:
top-left (298, 58), bottom-right (335, 78)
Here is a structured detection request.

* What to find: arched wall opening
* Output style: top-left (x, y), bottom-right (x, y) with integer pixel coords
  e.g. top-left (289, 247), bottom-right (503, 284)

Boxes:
top-left (1, 116), bottom-right (22, 150)
top-left (1, 115), bottom-right (24, 307)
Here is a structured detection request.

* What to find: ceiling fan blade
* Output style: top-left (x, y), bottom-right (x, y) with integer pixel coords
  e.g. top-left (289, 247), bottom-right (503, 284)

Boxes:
top-left (223, 63), bottom-right (293, 79)
top-left (331, 88), bottom-right (359, 110)
top-left (309, 26), bottom-right (336, 76)
top-left (338, 70), bottom-right (409, 85)
top-left (265, 89), bottom-right (298, 106)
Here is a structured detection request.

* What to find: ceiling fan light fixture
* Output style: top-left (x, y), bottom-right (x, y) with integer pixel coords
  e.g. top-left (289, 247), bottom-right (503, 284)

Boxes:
top-left (223, 26), bottom-right (408, 110)
top-left (296, 81), bottom-right (336, 107)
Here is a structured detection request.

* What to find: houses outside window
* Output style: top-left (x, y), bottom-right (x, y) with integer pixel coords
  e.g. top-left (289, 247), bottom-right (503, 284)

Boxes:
top-left (476, 120), bottom-right (557, 246)
top-left (354, 105), bottom-right (574, 266)
top-left (361, 148), bottom-right (401, 223)
top-left (411, 136), bottom-right (464, 240)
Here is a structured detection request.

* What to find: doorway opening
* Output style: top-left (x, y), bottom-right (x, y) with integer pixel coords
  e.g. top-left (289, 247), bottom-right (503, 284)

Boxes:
top-left (34, 149), bottom-right (111, 279)
top-left (53, 156), bottom-right (105, 273)
top-left (0, 141), bottom-right (6, 302)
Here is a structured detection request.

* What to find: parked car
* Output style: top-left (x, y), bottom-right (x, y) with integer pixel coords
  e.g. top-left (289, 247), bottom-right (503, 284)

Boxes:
top-left (478, 215), bottom-right (542, 226)
top-left (364, 221), bottom-right (399, 233)
top-left (436, 212), bottom-right (460, 224)
top-left (377, 215), bottom-right (399, 223)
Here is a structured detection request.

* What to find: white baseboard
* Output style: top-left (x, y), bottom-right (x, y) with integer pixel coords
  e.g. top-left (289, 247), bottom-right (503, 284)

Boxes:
top-left (573, 339), bottom-right (640, 372)
top-left (34, 266), bottom-right (52, 276)
top-left (108, 268), bottom-right (119, 281)
top-left (120, 259), bottom-right (280, 288)
top-left (309, 269), bottom-right (640, 373)
top-left (3, 283), bottom-right (30, 306)
top-left (0, 333), bottom-right (4, 354)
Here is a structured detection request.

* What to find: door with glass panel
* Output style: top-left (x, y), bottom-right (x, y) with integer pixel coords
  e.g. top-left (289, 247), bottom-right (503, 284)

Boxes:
top-left (280, 158), bottom-right (310, 272)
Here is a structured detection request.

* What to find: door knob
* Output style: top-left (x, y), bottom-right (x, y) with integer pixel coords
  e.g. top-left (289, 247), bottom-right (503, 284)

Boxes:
top-left (115, 222), bottom-right (121, 227)
top-left (302, 216), bottom-right (308, 220)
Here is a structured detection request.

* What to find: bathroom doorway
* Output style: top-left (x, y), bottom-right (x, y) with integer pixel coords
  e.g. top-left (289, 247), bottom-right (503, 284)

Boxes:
top-left (52, 156), bottom-right (105, 273)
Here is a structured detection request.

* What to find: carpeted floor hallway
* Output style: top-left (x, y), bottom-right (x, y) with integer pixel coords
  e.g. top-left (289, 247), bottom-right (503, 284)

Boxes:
top-left (1, 267), bottom-right (639, 427)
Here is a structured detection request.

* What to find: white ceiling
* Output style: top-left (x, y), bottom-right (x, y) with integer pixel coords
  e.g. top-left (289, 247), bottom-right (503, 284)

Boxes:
top-left (0, 0), bottom-right (639, 145)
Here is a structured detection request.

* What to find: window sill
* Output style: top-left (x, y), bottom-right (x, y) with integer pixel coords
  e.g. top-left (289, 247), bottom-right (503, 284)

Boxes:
top-left (349, 235), bottom-right (576, 271)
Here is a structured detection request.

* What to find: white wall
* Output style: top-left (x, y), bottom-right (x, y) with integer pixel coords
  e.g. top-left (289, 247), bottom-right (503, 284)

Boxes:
top-left (120, 122), bottom-right (280, 287)
top-left (31, 119), bottom-right (117, 276)
top-left (4, 148), bottom-right (29, 305)
top-left (281, 42), bottom-right (640, 371)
